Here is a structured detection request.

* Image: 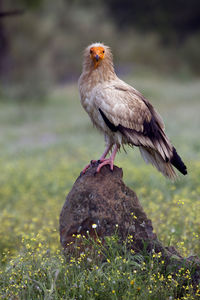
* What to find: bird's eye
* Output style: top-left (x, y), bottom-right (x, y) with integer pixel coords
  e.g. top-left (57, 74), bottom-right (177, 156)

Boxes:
top-left (102, 50), bottom-right (105, 53)
top-left (90, 49), bottom-right (93, 54)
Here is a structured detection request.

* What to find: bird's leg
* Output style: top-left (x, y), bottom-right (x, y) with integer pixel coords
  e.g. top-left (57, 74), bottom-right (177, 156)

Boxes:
top-left (81, 144), bottom-right (112, 174)
top-left (81, 160), bottom-right (96, 174)
top-left (96, 144), bottom-right (119, 173)
top-left (98, 144), bottom-right (112, 161)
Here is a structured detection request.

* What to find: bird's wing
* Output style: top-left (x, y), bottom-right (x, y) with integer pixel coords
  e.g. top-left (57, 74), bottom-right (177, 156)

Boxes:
top-left (95, 81), bottom-right (150, 130)
top-left (94, 80), bottom-right (172, 160)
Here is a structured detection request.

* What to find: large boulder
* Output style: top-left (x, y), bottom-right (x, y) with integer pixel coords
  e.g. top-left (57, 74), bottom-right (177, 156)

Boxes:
top-left (59, 162), bottom-right (200, 286)
top-left (60, 162), bottom-right (159, 252)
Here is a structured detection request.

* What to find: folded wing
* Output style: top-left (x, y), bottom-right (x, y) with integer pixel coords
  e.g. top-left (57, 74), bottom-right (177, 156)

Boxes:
top-left (95, 81), bottom-right (187, 179)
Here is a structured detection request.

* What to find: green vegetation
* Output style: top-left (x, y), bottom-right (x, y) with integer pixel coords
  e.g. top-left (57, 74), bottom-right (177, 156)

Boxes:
top-left (1, 0), bottom-right (200, 102)
top-left (0, 73), bottom-right (200, 299)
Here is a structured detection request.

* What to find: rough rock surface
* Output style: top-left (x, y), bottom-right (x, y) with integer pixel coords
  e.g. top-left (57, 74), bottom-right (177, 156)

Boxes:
top-left (59, 162), bottom-right (200, 285)
top-left (60, 162), bottom-right (158, 252)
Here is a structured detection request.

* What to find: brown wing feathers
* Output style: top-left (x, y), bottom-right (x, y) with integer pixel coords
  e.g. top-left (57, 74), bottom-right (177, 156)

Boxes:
top-left (99, 105), bottom-right (187, 177)
top-left (99, 108), bottom-right (119, 132)
top-left (99, 100), bottom-right (170, 158)
top-left (141, 100), bottom-right (187, 175)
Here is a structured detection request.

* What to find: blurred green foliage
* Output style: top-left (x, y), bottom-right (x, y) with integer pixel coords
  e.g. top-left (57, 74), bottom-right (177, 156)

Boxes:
top-left (0, 0), bottom-right (200, 101)
top-left (105, 0), bottom-right (200, 41)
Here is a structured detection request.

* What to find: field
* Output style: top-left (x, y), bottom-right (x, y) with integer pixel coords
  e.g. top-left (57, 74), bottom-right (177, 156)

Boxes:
top-left (0, 72), bottom-right (200, 299)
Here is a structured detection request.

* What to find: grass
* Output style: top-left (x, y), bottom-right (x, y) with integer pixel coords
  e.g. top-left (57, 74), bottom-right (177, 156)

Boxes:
top-left (0, 72), bottom-right (200, 299)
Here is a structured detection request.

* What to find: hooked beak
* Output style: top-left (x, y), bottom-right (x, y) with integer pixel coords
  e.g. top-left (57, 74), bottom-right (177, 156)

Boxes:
top-left (95, 54), bottom-right (99, 61)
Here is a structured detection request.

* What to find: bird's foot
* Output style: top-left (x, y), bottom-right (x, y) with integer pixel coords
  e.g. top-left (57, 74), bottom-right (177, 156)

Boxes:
top-left (96, 158), bottom-right (114, 173)
top-left (80, 160), bottom-right (97, 175)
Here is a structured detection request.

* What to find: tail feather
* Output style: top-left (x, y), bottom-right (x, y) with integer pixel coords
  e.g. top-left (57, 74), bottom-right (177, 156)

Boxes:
top-left (139, 146), bottom-right (177, 180)
top-left (170, 147), bottom-right (187, 175)
top-left (120, 123), bottom-right (187, 179)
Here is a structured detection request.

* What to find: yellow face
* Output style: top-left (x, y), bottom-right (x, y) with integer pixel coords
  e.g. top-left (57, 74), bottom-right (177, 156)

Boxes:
top-left (90, 46), bottom-right (105, 68)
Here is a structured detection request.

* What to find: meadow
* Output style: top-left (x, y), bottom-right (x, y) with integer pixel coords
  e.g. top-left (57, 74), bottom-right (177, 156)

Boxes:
top-left (0, 72), bottom-right (200, 299)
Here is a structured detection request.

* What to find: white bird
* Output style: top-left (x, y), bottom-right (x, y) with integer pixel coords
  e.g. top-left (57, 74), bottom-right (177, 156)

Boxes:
top-left (78, 43), bottom-right (187, 179)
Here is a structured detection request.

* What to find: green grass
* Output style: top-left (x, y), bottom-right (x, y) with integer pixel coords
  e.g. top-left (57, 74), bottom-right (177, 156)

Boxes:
top-left (0, 73), bottom-right (200, 299)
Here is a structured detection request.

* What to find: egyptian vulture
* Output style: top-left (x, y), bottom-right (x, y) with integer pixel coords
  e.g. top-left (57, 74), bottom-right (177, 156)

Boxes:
top-left (78, 43), bottom-right (187, 179)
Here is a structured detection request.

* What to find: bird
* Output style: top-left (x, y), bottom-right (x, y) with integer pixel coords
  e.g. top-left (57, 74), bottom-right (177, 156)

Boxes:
top-left (78, 42), bottom-right (187, 179)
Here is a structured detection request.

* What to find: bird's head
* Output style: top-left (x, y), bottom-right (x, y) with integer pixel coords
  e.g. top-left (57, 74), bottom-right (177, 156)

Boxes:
top-left (89, 45), bottom-right (105, 69)
top-left (82, 43), bottom-right (115, 77)
top-left (83, 43), bottom-right (112, 69)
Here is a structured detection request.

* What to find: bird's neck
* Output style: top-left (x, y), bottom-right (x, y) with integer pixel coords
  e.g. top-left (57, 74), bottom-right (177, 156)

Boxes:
top-left (82, 59), bottom-right (117, 86)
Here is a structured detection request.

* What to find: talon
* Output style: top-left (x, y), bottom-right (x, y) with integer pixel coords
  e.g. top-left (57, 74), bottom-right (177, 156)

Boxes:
top-left (81, 145), bottom-right (118, 174)
top-left (81, 163), bottom-right (91, 174)
top-left (81, 159), bottom-right (97, 174)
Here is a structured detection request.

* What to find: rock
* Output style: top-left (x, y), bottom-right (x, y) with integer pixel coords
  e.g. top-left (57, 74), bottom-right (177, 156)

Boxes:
top-left (60, 162), bottom-right (159, 252)
top-left (59, 162), bottom-right (200, 288)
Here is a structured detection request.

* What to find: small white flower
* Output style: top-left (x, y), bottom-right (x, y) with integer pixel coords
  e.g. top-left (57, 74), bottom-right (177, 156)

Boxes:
top-left (87, 257), bottom-right (92, 263)
top-left (92, 223), bottom-right (97, 229)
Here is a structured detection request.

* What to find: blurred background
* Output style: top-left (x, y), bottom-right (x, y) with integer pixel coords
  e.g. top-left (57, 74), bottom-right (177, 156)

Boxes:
top-left (1, 0), bottom-right (200, 101)
top-left (0, 0), bottom-right (200, 270)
